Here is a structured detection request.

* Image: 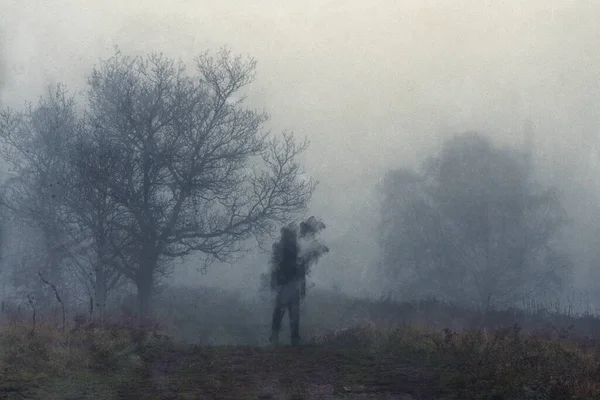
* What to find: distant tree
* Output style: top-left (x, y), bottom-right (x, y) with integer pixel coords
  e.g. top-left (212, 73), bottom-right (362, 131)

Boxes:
top-left (0, 86), bottom-right (82, 306)
top-left (84, 47), bottom-right (316, 317)
top-left (378, 133), bottom-right (570, 309)
top-left (0, 85), bottom-right (127, 315)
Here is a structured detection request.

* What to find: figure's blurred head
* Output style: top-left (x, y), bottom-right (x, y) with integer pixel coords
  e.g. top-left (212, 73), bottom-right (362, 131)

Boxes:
top-left (280, 224), bottom-right (297, 243)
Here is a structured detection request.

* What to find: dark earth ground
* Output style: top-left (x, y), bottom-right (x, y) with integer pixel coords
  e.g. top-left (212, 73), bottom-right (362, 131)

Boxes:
top-left (1, 344), bottom-right (443, 399)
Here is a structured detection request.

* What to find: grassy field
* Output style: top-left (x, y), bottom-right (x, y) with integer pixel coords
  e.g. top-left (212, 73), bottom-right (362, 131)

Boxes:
top-left (1, 286), bottom-right (600, 399)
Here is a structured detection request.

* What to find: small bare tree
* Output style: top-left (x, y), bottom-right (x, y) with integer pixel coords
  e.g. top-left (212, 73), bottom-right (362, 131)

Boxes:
top-left (0, 86), bottom-right (126, 317)
top-left (0, 86), bottom-right (80, 306)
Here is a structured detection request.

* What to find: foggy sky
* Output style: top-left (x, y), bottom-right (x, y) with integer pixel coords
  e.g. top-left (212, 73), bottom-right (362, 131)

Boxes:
top-left (2, 0), bottom-right (600, 294)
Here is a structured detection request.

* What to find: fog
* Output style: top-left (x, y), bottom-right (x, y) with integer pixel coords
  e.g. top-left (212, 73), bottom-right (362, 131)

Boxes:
top-left (2, 0), bottom-right (600, 303)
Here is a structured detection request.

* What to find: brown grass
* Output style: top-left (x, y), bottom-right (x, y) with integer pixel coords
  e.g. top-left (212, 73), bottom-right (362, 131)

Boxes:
top-left (1, 314), bottom-right (599, 399)
top-left (1, 291), bottom-right (600, 399)
top-left (314, 323), bottom-right (600, 399)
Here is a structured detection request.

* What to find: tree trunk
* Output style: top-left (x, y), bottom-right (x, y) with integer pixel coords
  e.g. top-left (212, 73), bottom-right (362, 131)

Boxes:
top-left (135, 269), bottom-right (155, 319)
top-left (93, 265), bottom-right (107, 321)
top-left (134, 243), bottom-right (160, 319)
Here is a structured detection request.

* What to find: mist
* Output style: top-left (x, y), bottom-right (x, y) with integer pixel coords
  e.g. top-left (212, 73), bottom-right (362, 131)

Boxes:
top-left (5, 3), bottom-right (600, 398)
top-left (2, 0), bottom-right (600, 309)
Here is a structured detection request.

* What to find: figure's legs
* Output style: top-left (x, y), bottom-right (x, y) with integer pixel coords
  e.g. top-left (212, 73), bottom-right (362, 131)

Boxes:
top-left (270, 294), bottom-right (286, 345)
top-left (288, 295), bottom-right (301, 346)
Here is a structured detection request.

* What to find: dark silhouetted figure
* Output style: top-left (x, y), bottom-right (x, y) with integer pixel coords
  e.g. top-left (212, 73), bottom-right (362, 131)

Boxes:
top-left (269, 217), bottom-right (329, 346)
top-left (269, 224), bottom-right (303, 346)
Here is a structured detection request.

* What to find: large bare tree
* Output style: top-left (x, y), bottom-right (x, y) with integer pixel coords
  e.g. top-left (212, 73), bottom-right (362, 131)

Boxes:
top-left (85, 48), bottom-right (316, 316)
